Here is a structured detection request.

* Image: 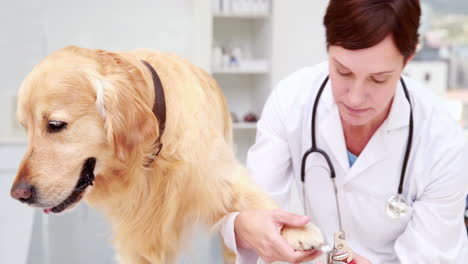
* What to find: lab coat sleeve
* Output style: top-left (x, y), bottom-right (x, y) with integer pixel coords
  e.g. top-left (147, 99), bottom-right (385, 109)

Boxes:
top-left (246, 83), bottom-right (295, 209)
top-left (394, 130), bottom-right (468, 263)
top-left (219, 84), bottom-right (295, 264)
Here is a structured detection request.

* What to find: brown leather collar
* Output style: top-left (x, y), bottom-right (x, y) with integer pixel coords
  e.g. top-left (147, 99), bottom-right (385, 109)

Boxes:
top-left (141, 60), bottom-right (166, 158)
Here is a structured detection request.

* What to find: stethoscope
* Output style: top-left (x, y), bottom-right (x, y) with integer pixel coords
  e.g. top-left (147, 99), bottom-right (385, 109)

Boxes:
top-left (300, 75), bottom-right (413, 225)
top-left (299, 76), bottom-right (413, 263)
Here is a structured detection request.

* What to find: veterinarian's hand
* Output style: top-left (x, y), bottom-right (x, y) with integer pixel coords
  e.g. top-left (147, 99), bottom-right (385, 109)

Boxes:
top-left (234, 209), bottom-right (322, 263)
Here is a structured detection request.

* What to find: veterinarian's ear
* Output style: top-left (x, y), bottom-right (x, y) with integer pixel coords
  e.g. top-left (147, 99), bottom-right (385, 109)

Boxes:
top-left (94, 51), bottom-right (159, 163)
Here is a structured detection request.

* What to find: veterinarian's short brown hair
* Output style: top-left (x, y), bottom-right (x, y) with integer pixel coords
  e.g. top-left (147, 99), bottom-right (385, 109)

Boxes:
top-left (324, 0), bottom-right (421, 59)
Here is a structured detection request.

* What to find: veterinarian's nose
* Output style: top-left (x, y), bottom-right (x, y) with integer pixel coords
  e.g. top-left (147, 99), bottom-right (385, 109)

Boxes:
top-left (10, 182), bottom-right (35, 204)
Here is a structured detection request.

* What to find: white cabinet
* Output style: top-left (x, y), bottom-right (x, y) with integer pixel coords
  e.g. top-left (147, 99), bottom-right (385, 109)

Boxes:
top-left (210, 0), bottom-right (273, 162)
top-left (209, 0), bottom-right (329, 163)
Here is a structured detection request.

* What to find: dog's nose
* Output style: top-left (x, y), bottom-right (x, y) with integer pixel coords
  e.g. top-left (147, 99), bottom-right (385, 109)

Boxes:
top-left (10, 182), bottom-right (35, 204)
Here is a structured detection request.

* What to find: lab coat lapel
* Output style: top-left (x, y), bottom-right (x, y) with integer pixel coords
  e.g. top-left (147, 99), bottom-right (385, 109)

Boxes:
top-left (318, 81), bottom-right (350, 175)
top-left (345, 126), bottom-right (390, 182)
top-left (346, 80), bottom-right (411, 182)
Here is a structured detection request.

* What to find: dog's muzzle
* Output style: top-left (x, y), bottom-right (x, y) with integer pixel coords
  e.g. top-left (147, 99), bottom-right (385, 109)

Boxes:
top-left (45, 157), bottom-right (97, 214)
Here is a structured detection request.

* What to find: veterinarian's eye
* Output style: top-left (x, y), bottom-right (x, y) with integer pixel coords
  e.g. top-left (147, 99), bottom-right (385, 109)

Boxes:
top-left (47, 120), bottom-right (67, 133)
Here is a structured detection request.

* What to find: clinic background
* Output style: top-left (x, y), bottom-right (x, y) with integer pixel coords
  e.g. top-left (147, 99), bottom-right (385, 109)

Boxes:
top-left (0, 0), bottom-right (467, 263)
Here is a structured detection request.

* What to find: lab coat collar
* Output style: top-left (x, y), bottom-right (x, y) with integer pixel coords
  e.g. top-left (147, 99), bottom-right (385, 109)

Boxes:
top-left (344, 80), bottom-right (412, 181)
top-left (385, 79), bottom-right (411, 132)
top-left (319, 91), bottom-right (391, 180)
top-left (346, 126), bottom-right (390, 181)
top-left (318, 75), bottom-right (410, 181)
top-left (319, 80), bottom-right (351, 175)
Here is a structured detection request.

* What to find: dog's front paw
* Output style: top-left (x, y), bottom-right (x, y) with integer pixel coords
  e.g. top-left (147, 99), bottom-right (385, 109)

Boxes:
top-left (281, 223), bottom-right (324, 251)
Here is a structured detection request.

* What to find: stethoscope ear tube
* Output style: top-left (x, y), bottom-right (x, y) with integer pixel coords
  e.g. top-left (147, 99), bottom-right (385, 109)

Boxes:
top-left (301, 148), bottom-right (336, 182)
top-left (311, 76), bottom-right (330, 151)
top-left (398, 77), bottom-right (413, 195)
top-left (301, 149), bottom-right (313, 182)
top-left (301, 75), bottom-right (331, 183)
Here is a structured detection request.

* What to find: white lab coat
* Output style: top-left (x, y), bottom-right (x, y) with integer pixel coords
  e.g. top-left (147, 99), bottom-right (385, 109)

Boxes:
top-left (220, 62), bottom-right (468, 263)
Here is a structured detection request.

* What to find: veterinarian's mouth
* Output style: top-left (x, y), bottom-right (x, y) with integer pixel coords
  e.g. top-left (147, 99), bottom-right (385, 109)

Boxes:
top-left (43, 157), bottom-right (96, 214)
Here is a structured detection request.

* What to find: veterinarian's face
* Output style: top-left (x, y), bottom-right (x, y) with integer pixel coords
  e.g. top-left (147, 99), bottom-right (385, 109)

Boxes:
top-left (328, 35), bottom-right (407, 127)
top-left (9, 61), bottom-right (111, 213)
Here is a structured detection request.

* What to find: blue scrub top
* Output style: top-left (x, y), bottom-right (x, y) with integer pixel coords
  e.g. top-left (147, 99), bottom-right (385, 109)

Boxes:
top-left (347, 150), bottom-right (358, 167)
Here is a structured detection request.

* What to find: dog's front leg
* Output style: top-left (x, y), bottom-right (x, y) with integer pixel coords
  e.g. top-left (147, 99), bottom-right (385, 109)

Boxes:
top-left (225, 164), bottom-right (324, 251)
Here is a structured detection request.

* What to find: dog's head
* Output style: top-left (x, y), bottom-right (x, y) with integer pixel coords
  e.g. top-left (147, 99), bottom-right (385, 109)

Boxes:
top-left (10, 46), bottom-right (159, 213)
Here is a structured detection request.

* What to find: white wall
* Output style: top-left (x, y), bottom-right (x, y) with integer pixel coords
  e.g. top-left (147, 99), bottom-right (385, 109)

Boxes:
top-left (0, 144), bottom-right (34, 264)
top-left (0, 1), bottom-right (45, 140)
top-left (271, 0), bottom-right (328, 85)
top-left (41, 0), bottom-right (194, 56)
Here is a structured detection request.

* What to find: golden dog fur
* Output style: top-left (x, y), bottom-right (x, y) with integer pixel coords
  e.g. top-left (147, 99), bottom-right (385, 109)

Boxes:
top-left (12, 46), bottom-right (323, 263)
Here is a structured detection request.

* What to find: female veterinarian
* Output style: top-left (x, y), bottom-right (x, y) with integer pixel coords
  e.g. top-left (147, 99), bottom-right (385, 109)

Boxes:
top-left (220, 0), bottom-right (468, 263)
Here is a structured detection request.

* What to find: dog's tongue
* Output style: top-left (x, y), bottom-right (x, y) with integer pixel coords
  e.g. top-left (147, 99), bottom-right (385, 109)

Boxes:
top-left (43, 208), bottom-right (53, 214)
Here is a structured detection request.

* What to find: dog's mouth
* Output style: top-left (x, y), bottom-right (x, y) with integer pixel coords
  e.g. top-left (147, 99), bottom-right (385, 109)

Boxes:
top-left (43, 157), bottom-right (97, 214)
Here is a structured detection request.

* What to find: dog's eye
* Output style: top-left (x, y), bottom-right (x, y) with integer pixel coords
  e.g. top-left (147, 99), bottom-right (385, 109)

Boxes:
top-left (47, 121), bottom-right (67, 133)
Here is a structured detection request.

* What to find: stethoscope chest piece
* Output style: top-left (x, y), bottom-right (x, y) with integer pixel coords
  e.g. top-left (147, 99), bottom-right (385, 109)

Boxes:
top-left (386, 194), bottom-right (408, 219)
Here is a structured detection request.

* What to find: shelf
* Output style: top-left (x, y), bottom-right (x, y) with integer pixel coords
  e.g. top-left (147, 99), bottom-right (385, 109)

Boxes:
top-left (213, 12), bottom-right (270, 19)
top-left (213, 68), bottom-right (268, 74)
top-left (212, 62), bottom-right (269, 74)
top-left (233, 122), bottom-right (257, 130)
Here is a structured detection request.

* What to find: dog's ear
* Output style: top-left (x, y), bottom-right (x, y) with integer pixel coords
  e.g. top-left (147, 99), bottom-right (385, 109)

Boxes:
top-left (94, 51), bottom-right (158, 164)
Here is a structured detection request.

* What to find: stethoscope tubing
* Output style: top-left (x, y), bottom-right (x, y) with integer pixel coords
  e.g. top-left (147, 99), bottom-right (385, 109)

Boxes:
top-left (300, 75), bottom-right (413, 222)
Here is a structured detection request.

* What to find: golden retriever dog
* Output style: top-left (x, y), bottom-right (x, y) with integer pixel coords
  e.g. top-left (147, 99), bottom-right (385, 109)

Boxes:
top-left (10, 46), bottom-right (323, 263)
